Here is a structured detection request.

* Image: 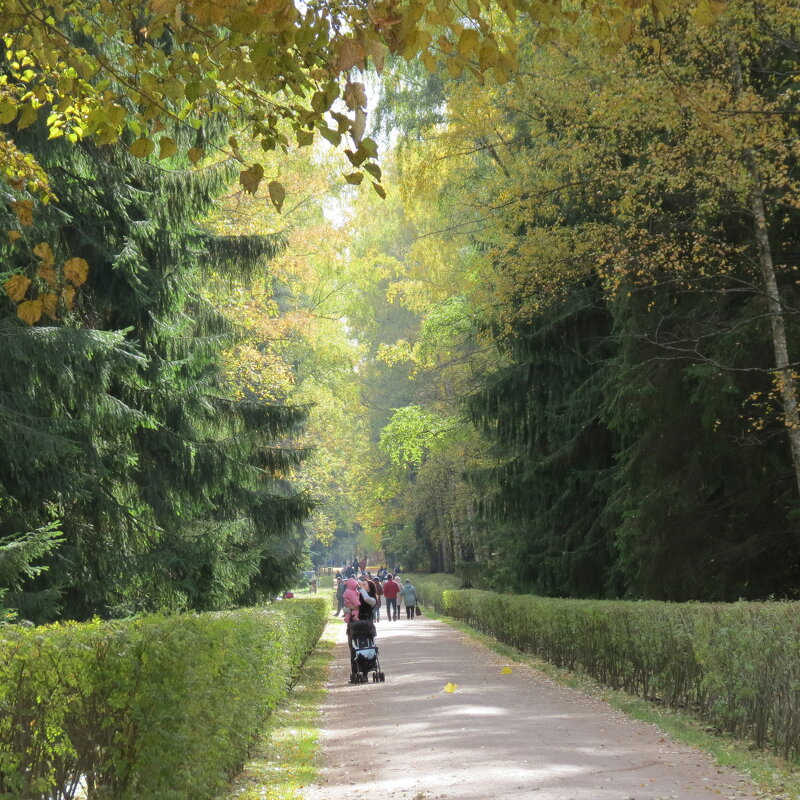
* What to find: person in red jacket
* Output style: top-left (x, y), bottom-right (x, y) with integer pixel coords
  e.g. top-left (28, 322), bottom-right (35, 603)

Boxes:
top-left (382, 574), bottom-right (401, 621)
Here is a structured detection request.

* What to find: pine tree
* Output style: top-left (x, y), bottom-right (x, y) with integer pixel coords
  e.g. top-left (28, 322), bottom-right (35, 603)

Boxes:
top-left (0, 120), bottom-right (311, 621)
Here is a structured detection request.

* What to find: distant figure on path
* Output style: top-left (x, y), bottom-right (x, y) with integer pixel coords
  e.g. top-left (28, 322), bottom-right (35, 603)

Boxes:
top-left (400, 579), bottom-right (418, 620)
top-left (382, 574), bottom-right (401, 621)
top-left (334, 575), bottom-right (346, 616)
top-left (359, 555), bottom-right (367, 573)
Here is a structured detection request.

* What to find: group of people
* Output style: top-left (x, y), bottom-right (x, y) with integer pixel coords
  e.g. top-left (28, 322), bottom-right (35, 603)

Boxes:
top-left (334, 569), bottom-right (419, 623)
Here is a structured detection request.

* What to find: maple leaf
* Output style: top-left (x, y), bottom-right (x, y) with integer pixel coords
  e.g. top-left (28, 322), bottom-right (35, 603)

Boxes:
top-left (501, 666), bottom-right (512, 674)
top-left (443, 682), bottom-right (458, 693)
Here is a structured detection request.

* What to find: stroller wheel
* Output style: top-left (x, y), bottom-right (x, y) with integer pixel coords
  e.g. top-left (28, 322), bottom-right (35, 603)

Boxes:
top-left (379, 672), bottom-right (385, 682)
top-left (349, 673), bottom-right (358, 684)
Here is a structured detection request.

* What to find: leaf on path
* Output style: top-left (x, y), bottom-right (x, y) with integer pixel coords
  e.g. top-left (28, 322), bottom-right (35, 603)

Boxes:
top-left (443, 682), bottom-right (458, 693)
top-left (501, 666), bottom-right (513, 674)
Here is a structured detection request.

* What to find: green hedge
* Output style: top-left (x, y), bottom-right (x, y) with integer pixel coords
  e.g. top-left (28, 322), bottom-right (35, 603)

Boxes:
top-left (413, 576), bottom-right (800, 760)
top-left (0, 598), bottom-right (327, 800)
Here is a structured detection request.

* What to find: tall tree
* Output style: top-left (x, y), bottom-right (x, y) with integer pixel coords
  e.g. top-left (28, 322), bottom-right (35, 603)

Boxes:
top-left (0, 118), bottom-right (310, 620)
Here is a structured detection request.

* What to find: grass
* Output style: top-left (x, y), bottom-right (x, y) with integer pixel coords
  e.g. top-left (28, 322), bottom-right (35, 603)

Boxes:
top-left (421, 603), bottom-right (800, 800)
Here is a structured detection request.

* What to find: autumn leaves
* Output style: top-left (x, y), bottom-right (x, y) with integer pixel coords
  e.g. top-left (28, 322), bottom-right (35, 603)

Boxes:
top-left (3, 238), bottom-right (88, 325)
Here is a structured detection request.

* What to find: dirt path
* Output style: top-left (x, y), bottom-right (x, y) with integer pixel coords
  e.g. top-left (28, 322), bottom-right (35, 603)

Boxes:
top-left (303, 615), bottom-right (764, 800)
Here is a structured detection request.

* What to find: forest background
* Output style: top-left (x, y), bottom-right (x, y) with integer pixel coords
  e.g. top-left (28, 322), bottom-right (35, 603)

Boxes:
top-left (1, 0), bottom-right (799, 624)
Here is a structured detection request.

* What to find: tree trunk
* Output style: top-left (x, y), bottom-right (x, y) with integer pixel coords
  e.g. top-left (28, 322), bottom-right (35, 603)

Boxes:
top-left (729, 41), bottom-right (800, 498)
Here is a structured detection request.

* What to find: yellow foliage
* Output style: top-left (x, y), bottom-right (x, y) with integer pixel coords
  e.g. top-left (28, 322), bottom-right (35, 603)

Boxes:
top-left (17, 299), bottom-right (43, 325)
top-left (4, 274), bottom-right (31, 302)
top-left (64, 257), bottom-right (89, 287)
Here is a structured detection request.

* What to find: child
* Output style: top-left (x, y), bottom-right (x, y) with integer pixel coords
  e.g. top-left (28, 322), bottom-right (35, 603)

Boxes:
top-left (342, 577), bottom-right (361, 623)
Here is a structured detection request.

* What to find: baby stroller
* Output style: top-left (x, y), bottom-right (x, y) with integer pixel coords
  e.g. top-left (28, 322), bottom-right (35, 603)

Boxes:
top-left (348, 619), bottom-right (385, 684)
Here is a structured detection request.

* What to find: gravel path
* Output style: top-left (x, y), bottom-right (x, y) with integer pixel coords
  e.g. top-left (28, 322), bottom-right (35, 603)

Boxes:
top-left (303, 614), bottom-right (763, 800)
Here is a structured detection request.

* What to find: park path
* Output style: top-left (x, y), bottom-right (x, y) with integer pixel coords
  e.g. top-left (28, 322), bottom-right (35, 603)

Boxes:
top-left (302, 614), bottom-right (764, 800)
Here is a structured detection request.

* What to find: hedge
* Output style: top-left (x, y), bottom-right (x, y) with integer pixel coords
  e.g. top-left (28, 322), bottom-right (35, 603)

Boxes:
top-left (413, 576), bottom-right (800, 761)
top-left (0, 597), bottom-right (328, 800)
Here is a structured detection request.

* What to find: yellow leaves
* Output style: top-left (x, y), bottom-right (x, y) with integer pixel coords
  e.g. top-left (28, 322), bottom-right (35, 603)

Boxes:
top-left (501, 665), bottom-right (513, 674)
top-left (693, 0), bottom-right (726, 26)
top-left (41, 291), bottom-right (58, 319)
top-left (17, 299), bottom-right (43, 325)
top-left (239, 163), bottom-right (265, 194)
top-left (0, 101), bottom-right (17, 124)
top-left (443, 682), bottom-right (458, 693)
top-left (158, 136), bottom-right (177, 160)
top-left (478, 39), bottom-right (499, 70)
top-left (33, 241), bottom-right (54, 268)
top-left (129, 138), bottom-right (154, 158)
top-left (149, 0), bottom-right (178, 14)
top-left (186, 0), bottom-right (237, 25)
top-left (457, 28), bottom-right (480, 58)
top-left (12, 199), bottom-right (34, 226)
top-left (63, 285), bottom-right (76, 311)
top-left (4, 274), bottom-right (31, 301)
top-left (64, 257), bottom-right (89, 286)
top-left (7, 230), bottom-right (22, 244)
top-left (35, 241), bottom-right (58, 287)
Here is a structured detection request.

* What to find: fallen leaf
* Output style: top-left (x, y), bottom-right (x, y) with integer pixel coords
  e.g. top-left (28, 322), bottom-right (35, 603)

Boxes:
top-left (443, 682), bottom-right (458, 693)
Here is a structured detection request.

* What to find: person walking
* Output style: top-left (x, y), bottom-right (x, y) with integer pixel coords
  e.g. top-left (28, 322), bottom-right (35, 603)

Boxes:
top-left (382, 573), bottom-right (401, 621)
top-left (400, 579), bottom-right (418, 620)
top-left (334, 575), bottom-right (346, 616)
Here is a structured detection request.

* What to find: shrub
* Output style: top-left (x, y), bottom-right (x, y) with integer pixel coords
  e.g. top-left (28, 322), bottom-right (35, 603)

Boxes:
top-left (0, 598), bottom-right (327, 800)
top-left (413, 576), bottom-right (800, 761)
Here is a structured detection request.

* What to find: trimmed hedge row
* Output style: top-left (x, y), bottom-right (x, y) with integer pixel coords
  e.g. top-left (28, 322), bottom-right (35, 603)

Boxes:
top-left (0, 598), bottom-right (327, 800)
top-left (413, 577), bottom-right (800, 760)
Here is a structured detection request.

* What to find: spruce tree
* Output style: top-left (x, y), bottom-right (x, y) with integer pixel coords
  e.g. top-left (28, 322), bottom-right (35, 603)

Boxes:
top-left (0, 120), bottom-right (311, 621)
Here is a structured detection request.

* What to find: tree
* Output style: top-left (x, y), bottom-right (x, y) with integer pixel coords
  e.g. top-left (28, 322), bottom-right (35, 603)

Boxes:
top-left (0, 113), bottom-right (311, 620)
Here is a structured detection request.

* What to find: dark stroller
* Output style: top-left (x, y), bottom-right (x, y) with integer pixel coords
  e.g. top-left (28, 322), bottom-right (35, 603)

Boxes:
top-left (348, 619), bottom-right (385, 684)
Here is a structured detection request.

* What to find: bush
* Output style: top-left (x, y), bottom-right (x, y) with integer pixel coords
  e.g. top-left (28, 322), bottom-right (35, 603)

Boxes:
top-left (0, 598), bottom-right (327, 800)
top-left (413, 576), bottom-right (800, 761)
